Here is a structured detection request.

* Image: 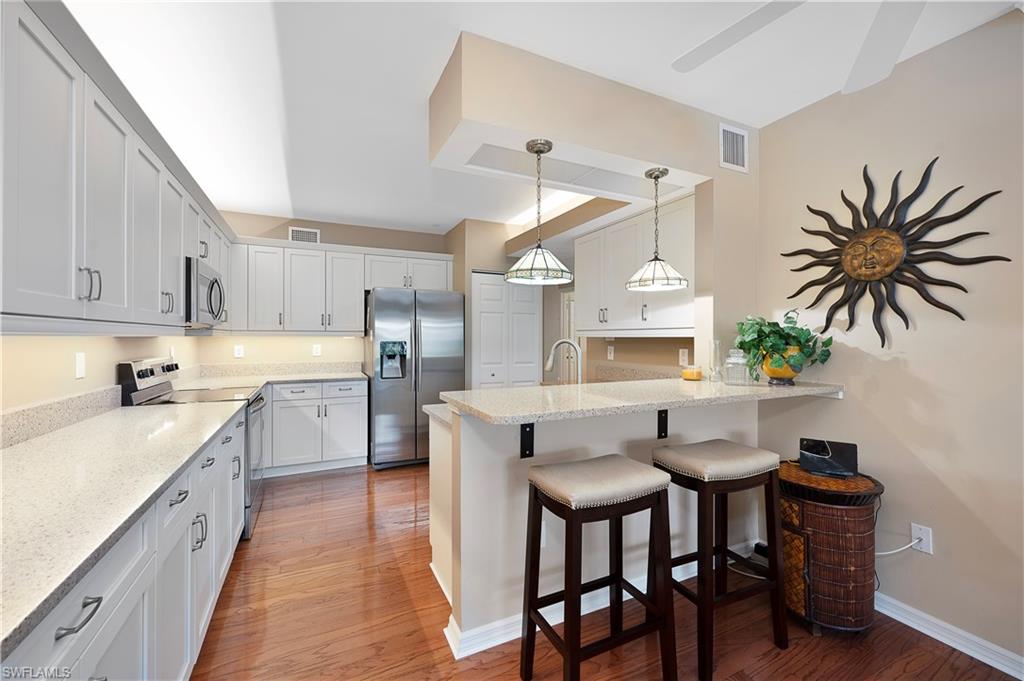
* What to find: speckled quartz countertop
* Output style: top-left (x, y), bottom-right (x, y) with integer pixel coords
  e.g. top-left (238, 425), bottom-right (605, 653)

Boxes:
top-left (1, 402), bottom-right (245, 658)
top-left (175, 372), bottom-right (366, 395)
top-left (422, 403), bottom-right (453, 426)
top-left (440, 379), bottom-right (844, 425)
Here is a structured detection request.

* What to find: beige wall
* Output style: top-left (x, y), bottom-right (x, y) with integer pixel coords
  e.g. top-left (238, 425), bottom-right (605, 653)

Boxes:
top-left (584, 337), bottom-right (695, 380)
top-left (197, 336), bottom-right (364, 365)
top-left (0, 336), bottom-right (200, 410)
top-left (221, 210), bottom-right (449, 254)
top-left (756, 13), bottom-right (1023, 654)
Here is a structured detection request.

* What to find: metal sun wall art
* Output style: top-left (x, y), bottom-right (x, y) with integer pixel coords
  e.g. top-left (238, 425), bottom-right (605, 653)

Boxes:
top-left (781, 157), bottom-right (1010, 347)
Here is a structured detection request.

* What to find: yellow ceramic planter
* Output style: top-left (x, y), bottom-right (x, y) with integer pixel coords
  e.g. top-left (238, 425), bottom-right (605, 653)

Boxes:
top-left (762, 346), bottom-right (801, 385)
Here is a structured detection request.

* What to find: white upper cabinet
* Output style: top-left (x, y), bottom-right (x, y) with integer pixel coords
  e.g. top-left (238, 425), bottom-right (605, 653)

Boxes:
top-left (1, 2), bottom-right (86, 318)
top-left (365, 254), bottom-right (408, 289)
top-left (198, 211), bottom-right (213, 263)
top-left (160, 174), bottom-right (186, 325)
top-left (284, 248), bottom-right (326, 331)
top-left (82, 79), bottom-right (133, 322)
top-left (131, 139), bottom-right (165, 324)
top-left (408, 257), bottom-right (448, 291)
top-left (602, 219), bottom-right (643, 329)
top-left (209, 224), bottom-right (227, 275)
top-left (184, 200), bottom-right (200, 261)
top-left (326, 252), bottom-right (365, 333)
top-left (573, 231), bottom-right (604, 331)
top-left (247, 245), bottom-right (284, 330)
top-left (227, 243), bottom-right (248, 331)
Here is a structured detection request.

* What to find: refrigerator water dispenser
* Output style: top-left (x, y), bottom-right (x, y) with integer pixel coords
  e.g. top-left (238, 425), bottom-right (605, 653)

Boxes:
top-left (380, 341), bottom-right (407, 379)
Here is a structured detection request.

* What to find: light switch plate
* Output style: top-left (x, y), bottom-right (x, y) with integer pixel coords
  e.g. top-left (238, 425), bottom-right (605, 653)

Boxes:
top-left (312, 344), bottom-right (322, 357)
top-left (233, 345), bottom-right (245, 358)
top-left (679, 349), bottom-right (689, 366)
top-left (911, 523), bottom-right (933, 554)
top-left (607, 345), bottom-right (614, 360)
top-left (74, 352), bottom-right (86, 379)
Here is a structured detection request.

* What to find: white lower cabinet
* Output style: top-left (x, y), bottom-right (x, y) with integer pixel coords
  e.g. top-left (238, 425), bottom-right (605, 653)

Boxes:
top-left (269, 382), bottom-right (368, 470)
top-left (272, 399), bottom-right (323, 467)
top-left (323, 395), bottom-right (369, 461)
top-left (154, 520), bottom-right (192, 681)
top-left (190, 481), bottom-right (217, 651)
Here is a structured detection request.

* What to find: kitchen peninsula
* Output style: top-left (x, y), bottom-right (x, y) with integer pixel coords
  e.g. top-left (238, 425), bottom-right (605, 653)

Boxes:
top-left (426, 378), bottom-right (844, 658)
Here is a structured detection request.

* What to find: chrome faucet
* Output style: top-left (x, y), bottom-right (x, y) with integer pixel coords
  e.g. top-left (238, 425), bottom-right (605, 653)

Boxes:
top-left (545, 338), bottom-right (583, 385)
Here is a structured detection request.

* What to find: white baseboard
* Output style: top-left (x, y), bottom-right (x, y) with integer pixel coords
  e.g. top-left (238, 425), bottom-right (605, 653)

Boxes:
top-left (875, 592), bottom-right (1023, 679)
top-left (262, 456), bottom-right (366, 479)
top-left (429, 562), bottom-right (453, 606)
top-left (442, 540), bottom-right (753, 660)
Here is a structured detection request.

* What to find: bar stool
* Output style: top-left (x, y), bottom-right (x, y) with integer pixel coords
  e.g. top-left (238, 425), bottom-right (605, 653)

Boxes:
top-left (520, 454), bottom-right (678, 681)
top-left (652, 439), bottom-right (788, 681)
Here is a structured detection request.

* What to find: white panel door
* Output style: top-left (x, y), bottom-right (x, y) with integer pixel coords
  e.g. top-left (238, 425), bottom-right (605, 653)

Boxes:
top-left (75, 561), bottom-right (155, 681)
top-left (160, 174), bottom-right (186, 325)
top-left (272, 400), bottom-right (322, 466)
top-left (573, 231), bottom-right (604, 331)
top-left (131, 139), bottom-right (165, 324)
top-left (209, 225), bottom-right (227, 275)
top-left (191, 484), bottom-right (217, 649)
top-left (227, 243), bottom-right (248, 331)
top-left (1, 3), bottom-right (86, 318)
top-left (322, 397), bottom-right (368, 461)
top-left (154, 523), bottom-right (191, 681)
top-left (214, 450), bottom-right (234, 584)
top-left (184, 200), bottom-right (200, 261)
top-left (470, 272), bottom-right (509, 389)
top-left (408, 257), bottom-right (448, 290)
top-left (327, 252), bottom-right (365, 333)
top-left (641, 197), bottom-right (696, 329)
top-left (198, 212), bottom-right (213, 263)
top-left (284, 248), bottom-right (326, 331)
top-left (82, 79), bottom-right (133, 322)
top-left (508, 284), bottom-right (542, 387)
top-left (247, 245), bottom-right (284, 330)
top-left (230, 446), bottom-right (244, 540)
top-left (602, 218), bottom-right (642, 330)
top-left (365, 254), bottom-right (408, 289)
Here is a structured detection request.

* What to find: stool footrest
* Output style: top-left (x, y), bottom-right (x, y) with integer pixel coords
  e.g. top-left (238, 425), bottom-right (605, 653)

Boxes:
top-left (714, 579), bottom-right (776, 607)
top-left (535, 574), bottom-right (616, 609)
top-left (674, 582), bottom-right (699, 605)
top-left (581, 620), bottom-right (661, 661)
top-left (528, 609), bottom-right (565, 656)
top-left (621, 579), bottom-right (656, 613)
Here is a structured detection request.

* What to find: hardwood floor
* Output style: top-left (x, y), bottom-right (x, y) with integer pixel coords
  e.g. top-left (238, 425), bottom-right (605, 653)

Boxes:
top-left (193, 466), bottom-right (1012, 681)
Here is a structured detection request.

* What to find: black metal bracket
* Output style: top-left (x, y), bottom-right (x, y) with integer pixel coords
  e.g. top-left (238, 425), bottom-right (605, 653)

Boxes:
top-left (520, 423), bottom-right (535, 458)
top-left (657, 410), bottom-right (668, 439)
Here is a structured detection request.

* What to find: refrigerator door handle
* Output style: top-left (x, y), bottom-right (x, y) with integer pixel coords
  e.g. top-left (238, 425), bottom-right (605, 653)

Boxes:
top-left (414, 317), bottom-right (423, 393)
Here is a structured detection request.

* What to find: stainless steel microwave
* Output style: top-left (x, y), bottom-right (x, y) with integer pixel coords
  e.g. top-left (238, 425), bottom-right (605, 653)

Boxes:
top-left (185, 256), bottom-right (225, 329)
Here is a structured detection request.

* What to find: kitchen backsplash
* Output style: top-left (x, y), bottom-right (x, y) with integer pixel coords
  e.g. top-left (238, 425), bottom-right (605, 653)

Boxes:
top-left (1, 385), bottom-right (122, 449)
top-left (199, 361), bottom-right (363, 377)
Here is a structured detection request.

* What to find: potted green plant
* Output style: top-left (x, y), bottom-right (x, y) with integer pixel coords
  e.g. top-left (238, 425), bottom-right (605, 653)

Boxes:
top-left (734, 309), bottom-right (833, 385)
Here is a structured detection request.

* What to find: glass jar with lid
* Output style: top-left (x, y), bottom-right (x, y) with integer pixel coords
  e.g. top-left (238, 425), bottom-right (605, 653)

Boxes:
top-left (724, 348), bottom-right (750, 385)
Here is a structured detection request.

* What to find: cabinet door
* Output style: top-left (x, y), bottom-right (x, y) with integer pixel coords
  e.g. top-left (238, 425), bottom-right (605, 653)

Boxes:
top-left (272, 400), bottom-right (322, 466)
top-left (214, 443), bottom-right (235, 584)
top-left (184, 200), bottom-right (200, 261)
top-left (82, 79), bottom-right (133, 322)
top-left (641, 197), bottom-right (696, 329)
top-left (154, 522), bottom-right (191, 681)
top-left (191, 484), bottom-right (217, 650)
top-left (75, 560), bottom-right (155, 681)
top-left (209, 225), bottom-right (227, 275)
top-left (227, 243), bottom-right (248, 331)
top-left (573, 231), bottom-right (604, 331)
top-left (247, 245), bottom-right (284, 330)
top-left (408, 258), bottom-right (448, 291)
top-left (602, 219), bottom-right (642, 329)
top-left (284, 248), bottom-right (326, 331)
top-left (326, 252), bottom-right (365, 333)
top-left (1, 2), bottom-right (86, 318)
top-left (365, 254), bottom-right (408, 289)
top-left (322, 397), bottom-right (368, 461)
top-left (198, 212), bottom-right (213, 263)
top-left (131, 139), bottom-right (165, 324)
top-left (160, 175), bottom-right (186, 325)
top-left (231, 446), bottom-right (245, 541)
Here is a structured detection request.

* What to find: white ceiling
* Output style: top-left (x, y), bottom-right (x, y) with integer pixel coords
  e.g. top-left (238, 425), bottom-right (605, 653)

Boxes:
top-left (67, 1), bottom-right (1015, 234)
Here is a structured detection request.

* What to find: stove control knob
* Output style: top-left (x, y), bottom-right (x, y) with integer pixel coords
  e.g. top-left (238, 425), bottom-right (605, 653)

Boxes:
top-left (146, 368), bottom-right (156, 378)
top-left (136, 369), bottom-right (147, 379)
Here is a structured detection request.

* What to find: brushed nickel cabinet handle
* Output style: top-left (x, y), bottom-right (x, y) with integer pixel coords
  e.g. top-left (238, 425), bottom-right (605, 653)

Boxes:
top-left (93, 268), bottom-right (103, 301)
top-left (191, 515), bottom-right (203, 550)
top-left (221, 435), bottom-right (232, 445)
top-left (279, 312), bottom-right (283, 326)
top-left (168, 489), bottom-right (189, 507)
top-left (321, 313), bottom-right (325, 327)
top-left (232, 455), bottom-right (241, 480)
top-left (236, 420), bottom-right (245, 428)
top-left (78, 267), bottom-right (94, 301)
top-left (54, 596), bottom-right (102, 641)
top-left (327, 313), bottom-right (332, 326)
top-left (642, 303), bottom-right (648, 322)
top-left (316, 404), bottom-right (321, 418)
top-left (201, 456), bottom-right (215, 469)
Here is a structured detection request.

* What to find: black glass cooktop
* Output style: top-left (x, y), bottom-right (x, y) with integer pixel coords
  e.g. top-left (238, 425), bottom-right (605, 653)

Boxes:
top-left (145, 387), bottom-right (258, 404)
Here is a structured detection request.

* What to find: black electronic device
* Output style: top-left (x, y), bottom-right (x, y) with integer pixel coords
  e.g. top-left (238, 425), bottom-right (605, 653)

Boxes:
top-left (798, 438), bottom-right (858, 478)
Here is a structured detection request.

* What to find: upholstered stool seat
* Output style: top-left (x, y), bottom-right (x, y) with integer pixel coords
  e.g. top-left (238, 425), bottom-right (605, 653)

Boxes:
top-left (653, 439), bottom-right (780, 482)
top-left (521, 454), bottom-right (677, 681)
top-left (528, 453), bottom-right (671, 509)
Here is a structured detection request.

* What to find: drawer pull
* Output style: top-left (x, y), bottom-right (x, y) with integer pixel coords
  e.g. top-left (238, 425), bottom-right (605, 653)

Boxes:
top-left (54, 596), bottom-right (103, 641)
top-left (221, 435), bottom-right (233, 445)
top-left (236, 420), bottom-right (245, 428)
top-left (168, 489), bottom-right (189, 507)
top-left (232, 455), bottom-right (241, 480)
top-left (289, 389), bottom-right (306, 394)
top-left (201, 456), bottom-right (216, 469)
top-left (89, 677), bottom-right (108, 681)
top-left (336, 386), bottom-right (352, 392)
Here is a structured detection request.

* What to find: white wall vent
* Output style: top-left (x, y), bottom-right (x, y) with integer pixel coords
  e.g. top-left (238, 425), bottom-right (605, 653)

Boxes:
top-left (719, 123), bottom-right (749, 173)
top-left (288, 226), bottom-right (321, 244)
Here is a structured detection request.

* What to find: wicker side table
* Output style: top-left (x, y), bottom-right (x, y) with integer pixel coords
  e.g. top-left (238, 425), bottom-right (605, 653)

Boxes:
top-left (778, 461), bottom-right (885, 633)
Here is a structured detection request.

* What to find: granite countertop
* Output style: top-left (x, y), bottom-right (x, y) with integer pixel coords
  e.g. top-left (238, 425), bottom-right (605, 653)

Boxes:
top-left (175, 372), bottom-right (367, 394)
top-left (0, 401), bottom-right (245, 658)
top-left (440, 378), bottom-right (844, 425)
top-left (422, 403), bottom-right (453, 426)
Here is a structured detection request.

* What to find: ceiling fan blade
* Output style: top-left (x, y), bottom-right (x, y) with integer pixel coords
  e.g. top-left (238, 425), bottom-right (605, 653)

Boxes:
top-left (842, 1), bottom-right (926, 93)
top-left (671, 1), bottom-right (806, 73)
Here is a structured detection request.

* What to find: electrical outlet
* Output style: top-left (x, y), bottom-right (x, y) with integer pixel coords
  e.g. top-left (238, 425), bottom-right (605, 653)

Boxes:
top-left (233, 344), bottom-right (245, 358)
top-left (74, 352), bottom-right (86, 379)
top-left (911, 523), bottom-right (933, 554)
top-left (540, 520), bottom-right (547, 548)
top-left (679, 349), bottom-right (689, 366)
top-left (606, 345), bottom-right (614, 360)
top-left (312, 344), bottom-right (322, 357)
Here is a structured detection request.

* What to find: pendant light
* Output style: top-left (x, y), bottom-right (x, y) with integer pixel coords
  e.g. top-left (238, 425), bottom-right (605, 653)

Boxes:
top-left (504, 139), bottom-right (573, 286)
top-left (625, 168), bottom-right (689, 292)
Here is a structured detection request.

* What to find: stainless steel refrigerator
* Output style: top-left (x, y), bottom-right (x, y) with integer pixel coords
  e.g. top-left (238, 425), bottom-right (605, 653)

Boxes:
top-left (366, 288), bottom-right (464, 468)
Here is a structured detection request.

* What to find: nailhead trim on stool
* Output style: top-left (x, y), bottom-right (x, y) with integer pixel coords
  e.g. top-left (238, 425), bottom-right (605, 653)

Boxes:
top-left (653, 439), bottom-right (780, 482)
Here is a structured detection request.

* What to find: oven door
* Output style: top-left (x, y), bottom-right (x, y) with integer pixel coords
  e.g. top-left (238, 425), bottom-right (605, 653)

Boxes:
top-left (186, 256), bottom-right (225, 328)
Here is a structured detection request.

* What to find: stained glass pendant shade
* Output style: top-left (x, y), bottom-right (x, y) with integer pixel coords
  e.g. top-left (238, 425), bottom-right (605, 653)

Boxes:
top-left (625, 168), bottom-right (688, 292)
top-left (504, 139), bottom-right (573, 286)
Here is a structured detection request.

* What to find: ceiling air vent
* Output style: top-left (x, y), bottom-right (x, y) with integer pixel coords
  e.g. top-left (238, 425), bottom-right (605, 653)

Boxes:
top-left (288, 226), bottom-right (320, 244)
top-left (719, 123), bottom-right (749, 173)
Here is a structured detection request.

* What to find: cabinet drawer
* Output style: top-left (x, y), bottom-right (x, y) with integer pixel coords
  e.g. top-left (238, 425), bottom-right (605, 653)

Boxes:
top-left (156, 468), bottom-right (193, 538)
top-left (3, 507), bottom-right (155, 672)
top-left (324, 381), bottom-right (367, 398)
top-left (273, 383), bottom-right (323, 401)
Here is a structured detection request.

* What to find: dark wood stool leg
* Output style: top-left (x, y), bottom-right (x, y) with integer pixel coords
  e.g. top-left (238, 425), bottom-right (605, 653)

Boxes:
top-left (764, 470), bottom-right (789, 650)
top-left (646, 506), bottom-right (657, 624)
top-left (714, 492), bottom-right (728, 597)
top-left (696, 484), bottom-right (715, 681)
top-left (520, 487), bottom-right (543, 681)
top-left (563, 513), bottom-right (583, 681)
top-left (652, 489), bottom-right (679, 681)
top-left (609, 516), bottom-right (623, 635)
